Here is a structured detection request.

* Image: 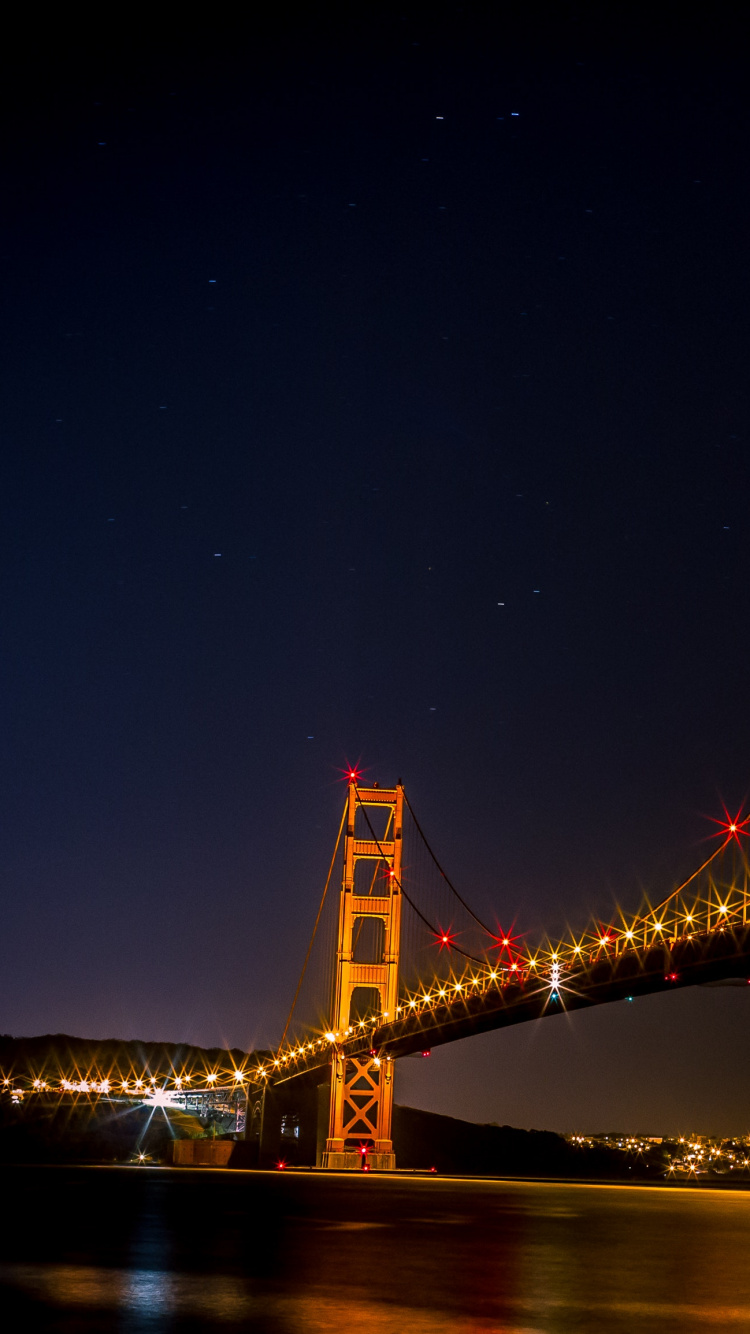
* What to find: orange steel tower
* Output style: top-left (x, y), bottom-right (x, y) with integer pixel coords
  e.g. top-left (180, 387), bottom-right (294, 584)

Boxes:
top-left (321, 778), bottom-right (403, 1169)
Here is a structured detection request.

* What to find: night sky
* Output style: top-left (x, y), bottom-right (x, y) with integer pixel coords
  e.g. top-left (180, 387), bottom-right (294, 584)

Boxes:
top-left (2, 8), bottom-right (749, 1135)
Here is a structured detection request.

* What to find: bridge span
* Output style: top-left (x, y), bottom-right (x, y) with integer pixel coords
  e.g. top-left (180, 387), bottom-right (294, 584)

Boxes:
top-left (3, 776), bottom-right (748, 1170)
top-left (246, 778), bottom-right (750, 1170)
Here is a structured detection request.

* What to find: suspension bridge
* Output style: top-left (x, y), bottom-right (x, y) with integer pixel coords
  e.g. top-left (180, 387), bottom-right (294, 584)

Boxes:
top-left (4, 773), bottom-right (750, 1169)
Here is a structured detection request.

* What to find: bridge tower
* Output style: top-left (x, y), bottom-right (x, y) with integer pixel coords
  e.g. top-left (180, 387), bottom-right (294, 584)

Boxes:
top-left (321, 778), bottom-right (403, 1169)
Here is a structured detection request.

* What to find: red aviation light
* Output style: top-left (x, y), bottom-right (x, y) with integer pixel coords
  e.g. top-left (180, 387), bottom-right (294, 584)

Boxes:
top-left (434, 927), bottom-right (456, 952)
top-left (709, 807), bottom-right (750, 844)
top-left (492, 926), bottom-right (522, 958)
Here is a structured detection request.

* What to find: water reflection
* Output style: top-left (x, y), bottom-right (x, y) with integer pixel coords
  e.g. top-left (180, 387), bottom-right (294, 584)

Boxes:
top-left (2, 1169), bottom-right (750, 1333)
top-left (0, 1264), bottom-right (540, 1331)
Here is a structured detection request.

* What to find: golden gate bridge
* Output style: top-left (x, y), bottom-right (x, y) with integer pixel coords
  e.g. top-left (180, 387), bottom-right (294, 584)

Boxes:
top-left (3, 773), bottom-right (750, 1169)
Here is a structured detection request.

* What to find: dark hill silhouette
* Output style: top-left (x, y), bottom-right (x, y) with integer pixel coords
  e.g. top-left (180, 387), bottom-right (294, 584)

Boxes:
top-left (0, 1032), bottom-right (258, 1079)
top-left (391, 1104), bottom-right (650, 1178)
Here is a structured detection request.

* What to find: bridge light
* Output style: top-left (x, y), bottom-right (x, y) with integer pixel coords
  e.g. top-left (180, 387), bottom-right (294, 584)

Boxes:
top-left (600, 936), bottom-right (610, 945)
top-left (719, 905), bottom-right (728, 914)
top-left (730, 824), bottom-right (737, 832)
top-left (234, 1071), bottom-right (245, 1082)
top-left (624, 930), bottom-right (634, 939)
top-left (325, 1032), bottom-right (336, 1043)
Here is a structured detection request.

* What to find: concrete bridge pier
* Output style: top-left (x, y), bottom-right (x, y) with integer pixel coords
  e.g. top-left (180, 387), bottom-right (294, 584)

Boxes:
top-left (250, 1076), bottom-right (331, 1168)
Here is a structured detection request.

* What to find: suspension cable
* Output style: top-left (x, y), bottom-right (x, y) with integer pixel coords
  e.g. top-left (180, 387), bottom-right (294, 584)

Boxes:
top-left (278, 798), bottom-right (348, 1048)
top-left (631, 838), bottom-right (729, 926)
top-left (354, 785), bottom-right (486, 965)
top-left (403, 791), bottom-right (498, 937)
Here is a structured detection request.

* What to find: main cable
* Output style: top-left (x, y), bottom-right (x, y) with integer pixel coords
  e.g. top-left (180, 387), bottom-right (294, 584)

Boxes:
top-left (403, 790), bottom-right (498, 938)
top-left (354, 785), bottom-right (486, 965)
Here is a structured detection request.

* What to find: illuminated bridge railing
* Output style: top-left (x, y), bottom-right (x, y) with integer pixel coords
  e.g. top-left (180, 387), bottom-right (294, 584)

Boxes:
top-left (5, 828), bottom-right (747, 1102)
top-left (0, 1069), bottom-right (264, 1105)
top-left (264, 840), bottom-right (750, 1085)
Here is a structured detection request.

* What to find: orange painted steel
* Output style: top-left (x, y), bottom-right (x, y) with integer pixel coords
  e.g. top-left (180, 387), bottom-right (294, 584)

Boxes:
top-left (322, 779), bottom-right (403, 1169)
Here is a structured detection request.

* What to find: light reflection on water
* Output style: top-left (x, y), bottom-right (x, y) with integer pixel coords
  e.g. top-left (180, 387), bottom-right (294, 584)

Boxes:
top-left (5, 1259), bottom-right (750, 1332)
top-left (2, 1170), bottom-right (750, 1332)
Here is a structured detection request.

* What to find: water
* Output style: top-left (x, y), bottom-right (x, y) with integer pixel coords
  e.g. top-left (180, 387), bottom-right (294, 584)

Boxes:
top-left (3, 1165), bottom-right (750, 1332)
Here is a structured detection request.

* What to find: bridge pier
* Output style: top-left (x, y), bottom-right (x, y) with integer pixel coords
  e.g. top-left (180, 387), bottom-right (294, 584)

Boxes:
top-left (249, 1077), bottom-right (332, 1168)
top-left (321, 1052), bottom-right (395, 1169)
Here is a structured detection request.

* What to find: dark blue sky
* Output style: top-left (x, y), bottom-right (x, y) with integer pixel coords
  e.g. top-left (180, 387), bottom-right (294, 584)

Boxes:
top-left (2, 7), bottom-right (749, 1132)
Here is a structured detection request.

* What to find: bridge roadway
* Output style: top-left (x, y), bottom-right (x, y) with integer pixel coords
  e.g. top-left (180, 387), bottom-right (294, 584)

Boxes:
top-left (269, 924), bottom-right (750, 1087)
